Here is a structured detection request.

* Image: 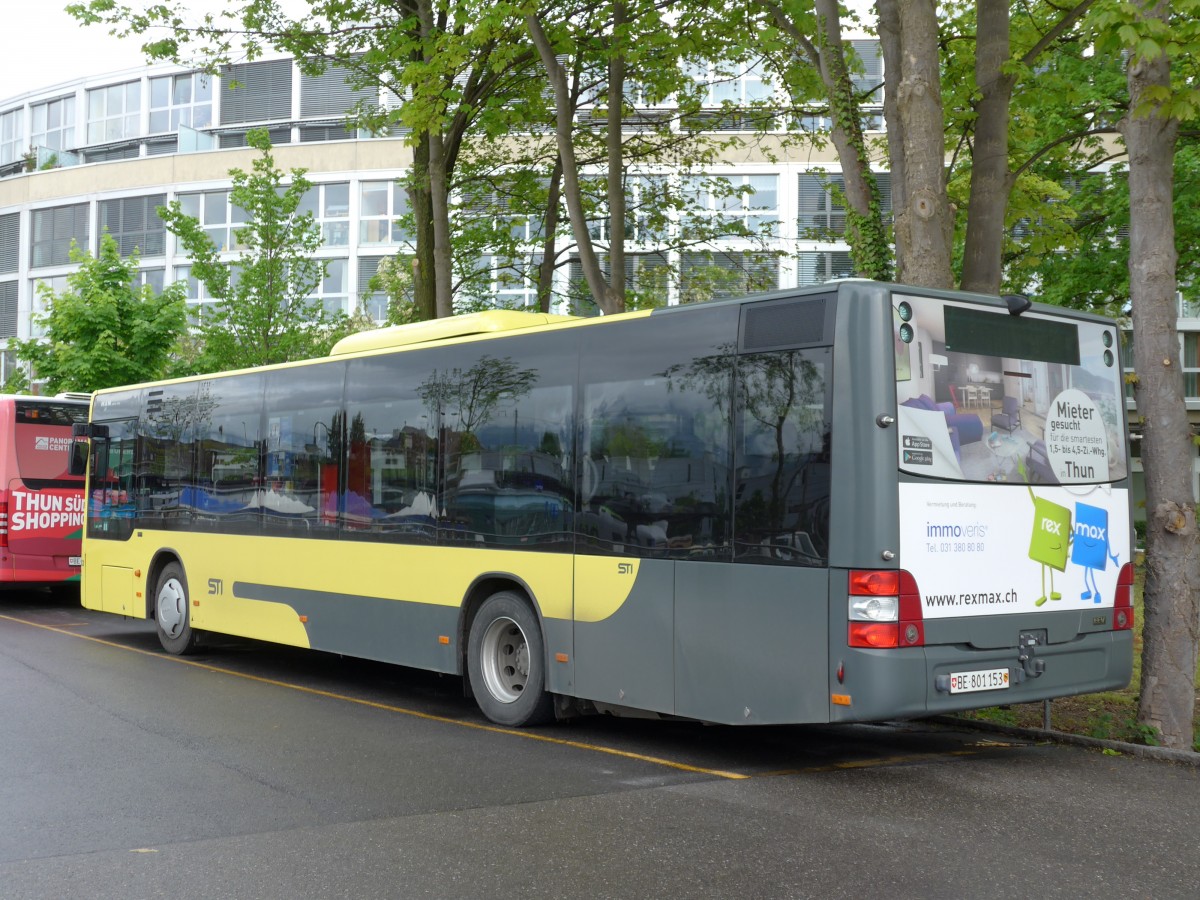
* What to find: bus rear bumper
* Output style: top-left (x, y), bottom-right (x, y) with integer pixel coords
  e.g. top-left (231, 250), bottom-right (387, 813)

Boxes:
top-left (0, 553), bottom-right (83, 585)
top-left (830, 629), bottom-right (1134, 723)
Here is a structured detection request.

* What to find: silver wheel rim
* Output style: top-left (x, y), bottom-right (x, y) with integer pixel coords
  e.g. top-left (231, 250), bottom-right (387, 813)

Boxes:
top-left (479, 616), bottom-right (529, 704)
top-left (157, 577), bottom-right (187, 639)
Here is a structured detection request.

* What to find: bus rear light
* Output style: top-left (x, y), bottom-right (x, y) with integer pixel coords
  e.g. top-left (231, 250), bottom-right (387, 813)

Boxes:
top-left (848, 568), bottom-right (924, 648)
top-left (849, 622), bottom-right (900, 648)
top-left (1113, 562), bottom-right (1135, 631)
top-left (0, 495), bottom-right (8, 549)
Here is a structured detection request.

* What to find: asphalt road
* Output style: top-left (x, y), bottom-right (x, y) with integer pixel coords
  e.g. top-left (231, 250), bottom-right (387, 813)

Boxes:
top-left (1, 590), bottom-right (1197, 900)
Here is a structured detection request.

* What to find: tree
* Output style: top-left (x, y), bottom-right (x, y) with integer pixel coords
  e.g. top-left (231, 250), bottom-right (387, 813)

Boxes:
top-left (160, 128), bottom-right (347, 371)
top-left (71, 0), bottom-right (540, 320)
top-left (1101, 0), bottom-right (1200, 751)
top-left (520, 0), bottom-right (792, 314)
top-left (884, 0), bottom-right (954, 288)
top-left (364, 254), bottom-right (423, 326)
top-left (757, 0), bottom-right (893, 281)
top-left (11, 233), bottom-right (188, 393)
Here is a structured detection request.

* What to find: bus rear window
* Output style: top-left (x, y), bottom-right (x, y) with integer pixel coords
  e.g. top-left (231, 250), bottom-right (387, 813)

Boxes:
top-left (14, 402), bottom-right (88, 483)
top-left (894, 296), bottom-right (1126, 486)
top-left (15, 402), bottom-right (89, 427)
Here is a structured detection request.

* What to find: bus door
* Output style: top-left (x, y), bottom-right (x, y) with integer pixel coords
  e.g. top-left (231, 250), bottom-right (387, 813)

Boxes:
top-left (671, 343), bottom-right (834, 725)
top-left (84, 418), bottom-right (139, 614)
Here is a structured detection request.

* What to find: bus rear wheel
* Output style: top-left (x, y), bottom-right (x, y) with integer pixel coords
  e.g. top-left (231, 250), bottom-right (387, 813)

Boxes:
top-left (155, 562), bottom-right (200, 655)
top-left (468, 591), bottom-right (554, 727)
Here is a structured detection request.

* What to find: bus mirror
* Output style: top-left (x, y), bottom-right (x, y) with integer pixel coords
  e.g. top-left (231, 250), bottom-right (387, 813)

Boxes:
top-left (72, 423), bottom-right (88, 438)
top-left (68, 441), bottom-right (89, 477)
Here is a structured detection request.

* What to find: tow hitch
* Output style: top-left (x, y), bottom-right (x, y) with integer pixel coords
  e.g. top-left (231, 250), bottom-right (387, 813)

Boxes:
top-left (1018, 629), bottom-right (1047, 679)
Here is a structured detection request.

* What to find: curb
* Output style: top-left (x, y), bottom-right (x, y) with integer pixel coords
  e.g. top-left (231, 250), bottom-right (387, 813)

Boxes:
top-left (932, 716), bottom-right (1200, 766)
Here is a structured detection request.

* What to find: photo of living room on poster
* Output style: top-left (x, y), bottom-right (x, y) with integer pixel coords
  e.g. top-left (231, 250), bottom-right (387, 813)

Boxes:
top-left (893, 296), bottom-right (1127, 486)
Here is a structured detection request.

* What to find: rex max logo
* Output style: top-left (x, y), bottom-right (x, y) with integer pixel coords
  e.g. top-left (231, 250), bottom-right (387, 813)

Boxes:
top-left (1029, 497), bottom-right (1071, 572)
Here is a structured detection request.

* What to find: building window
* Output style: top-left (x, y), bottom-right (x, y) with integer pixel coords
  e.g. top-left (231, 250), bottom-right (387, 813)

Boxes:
top-left (134, 267), bottom-right (165, 295)
top-left (220, 59), bottom-right (293, 124)
top-left (0, 213), bottom-right (18, 275)
top-left (683, 60), bottom-right (778, 131)
top-left (176, 190), bottom-right (249, 253)
top-left (87, 81), bottom-right (141, 144)
top-left (479, 255), bottom-right (542, 309)
top-left (798, 173), bottom-right (846, 237)
top-left (0, 281), bottom-right (17, 339)
top-left (0, 108), bottom-right (22, 167)
top-left (796, 250), bottom-right (853, 286)
top-left (30, 274), bottom-right (69, 337)
top-left (176, 264), bottom-right (220, 326)
top-left (359, 180), bottom-right (412, 246)
top-left (298, 182), bottom-right (351, 247)
top-left (849, 40), bottom-right (884, 104)
top-left (300, 59), bottom-right (377, 118)
top-left (31, 96), bottom-right (76, 152)
top-left (580, 176), bottom-right (669, 244)
top-left (680, 250), bottom-right (778, 302)
top-left (568, 252), bottom-right (672, 312)
top-left (99, 194), bottom-right (167, 257)
top-left (149, 72), bottom-right (213, 133)
top-left (31, 204), bottom-right (89, 269)
top-left (797, 171), bottom-right (893, 239)
top-left (683, 174), bottom-right (779, 240)
top-left (307, 258), bottom-right (349, 315)
top-left (1180, 332), bottom-right (1200, 400)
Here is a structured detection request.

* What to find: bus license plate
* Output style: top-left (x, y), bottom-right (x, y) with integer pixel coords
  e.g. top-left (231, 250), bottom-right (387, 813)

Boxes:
top-left (69, 556), bottom-right (82, 567)
top-left (948, 668), bottom-right (1010, 694)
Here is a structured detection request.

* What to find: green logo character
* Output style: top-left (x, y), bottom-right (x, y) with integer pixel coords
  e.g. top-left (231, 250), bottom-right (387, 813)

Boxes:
top-left (1028, 496), bottom-right (1071, 606)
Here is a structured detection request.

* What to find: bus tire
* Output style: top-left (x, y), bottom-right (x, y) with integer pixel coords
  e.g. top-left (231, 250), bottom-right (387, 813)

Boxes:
top-left (468, 591), bottom-right (555, 727)
top-left (155, 561), bottom-right (200, 655)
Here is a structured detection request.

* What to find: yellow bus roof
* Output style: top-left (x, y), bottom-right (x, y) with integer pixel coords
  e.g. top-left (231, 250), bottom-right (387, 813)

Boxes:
top-left (329, 310), bottom-right (580, 356)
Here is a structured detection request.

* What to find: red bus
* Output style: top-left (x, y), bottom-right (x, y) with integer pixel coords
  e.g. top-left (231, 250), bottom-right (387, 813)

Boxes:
top-left (0, 394), bottom-right (90, 589)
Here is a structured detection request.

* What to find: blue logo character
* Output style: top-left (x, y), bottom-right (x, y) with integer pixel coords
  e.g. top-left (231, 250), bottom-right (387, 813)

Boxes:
top-left (1071, 503), bottom-right (1120, 603)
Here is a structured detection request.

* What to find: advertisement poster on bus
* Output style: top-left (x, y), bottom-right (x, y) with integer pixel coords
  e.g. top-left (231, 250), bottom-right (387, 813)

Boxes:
top-left (898, 481), bottom-right (1130, 618)
top-left (892, 294), bottom-right (1130, 617)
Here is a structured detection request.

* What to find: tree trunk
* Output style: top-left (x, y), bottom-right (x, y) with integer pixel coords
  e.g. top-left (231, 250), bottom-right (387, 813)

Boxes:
top-left (428, 131), bottom-right (454, 318)
top-left (408, 135), bottom-right (437, 322)
top-left (877, 0), bottom-right (906, 279)
top-left (958, 0), bottom-right (1011, 295)
top-left (813, 0), bottom-right (891, 280)
top-left (418, 0), bottom-right (454, 319)
top-left (537, 155), bottom-right (565, 313)
top-left (526, 13), bottom-right (616, 314)
top-left (1123, 0), bottom-right (1199, 752)
top-left (766, 0), bottom-right (892, 280)
top-left (892, 0), bottom-right (954, 289)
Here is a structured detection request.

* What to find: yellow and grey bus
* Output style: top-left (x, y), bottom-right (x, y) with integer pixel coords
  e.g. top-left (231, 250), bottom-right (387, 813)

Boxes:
top-left (71, 281), bottom-right (1134, 726)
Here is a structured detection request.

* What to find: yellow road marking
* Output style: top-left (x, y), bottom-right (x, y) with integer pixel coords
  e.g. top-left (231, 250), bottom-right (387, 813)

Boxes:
top-left (0, 614), bottom-right (747, 781)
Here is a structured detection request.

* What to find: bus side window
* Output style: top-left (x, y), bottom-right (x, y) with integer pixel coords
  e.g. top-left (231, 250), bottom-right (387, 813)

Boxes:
top-left (734, 348), bottom-right (832, 565)
top-left (578, 316), bottom-right (737, 561)
top-left (87, 420), bottom-right (138, 540)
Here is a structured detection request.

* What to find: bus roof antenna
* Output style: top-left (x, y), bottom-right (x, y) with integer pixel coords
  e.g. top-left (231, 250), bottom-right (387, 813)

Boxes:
top-left (1003, 293), bottom-right (1032, 316)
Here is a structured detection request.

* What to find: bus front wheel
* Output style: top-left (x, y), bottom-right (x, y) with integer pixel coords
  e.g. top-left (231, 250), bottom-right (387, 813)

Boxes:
top-left (155, 562), bottom-right (200, 655)
top-left (468, 591), bottom-right (555, 727)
